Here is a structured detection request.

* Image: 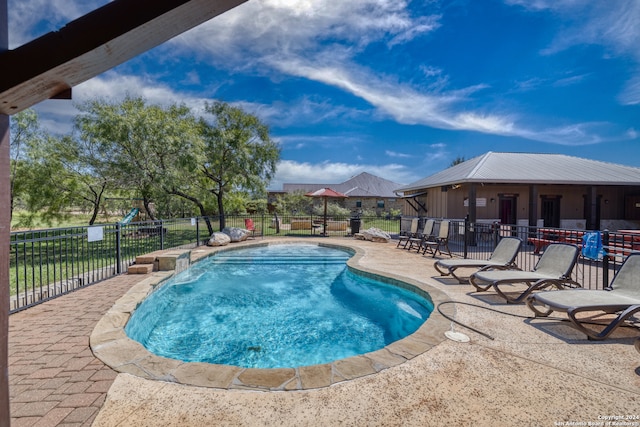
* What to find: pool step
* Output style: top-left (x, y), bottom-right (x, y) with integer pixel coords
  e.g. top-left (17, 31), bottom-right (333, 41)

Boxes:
top-left (211, 255), bottom-right (349, 265)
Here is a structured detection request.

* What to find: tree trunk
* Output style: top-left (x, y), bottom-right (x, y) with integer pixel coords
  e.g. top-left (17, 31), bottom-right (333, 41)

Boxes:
top-left (88, 182), bottom-right (106, 226)
top-left (166, 187), bottom-right (213, 234)
top-left (217, 190), bottom-right (225, 231)
top-left (143, 196), bottom-right (155, 220)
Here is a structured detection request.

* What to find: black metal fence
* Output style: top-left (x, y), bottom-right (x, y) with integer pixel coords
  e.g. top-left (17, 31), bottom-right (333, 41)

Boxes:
top-left (9, 218), bottom-right (205, 313)
top-left (8, 214), bottom-right (400, 313)
top-left (9, 213), bottom-right (636, 313)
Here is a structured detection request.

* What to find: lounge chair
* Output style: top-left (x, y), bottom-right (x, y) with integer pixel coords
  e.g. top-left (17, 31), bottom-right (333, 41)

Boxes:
top-left (469, 243), bottom-right (580, 303)
top-left (526, 253), bottom-right (640, 340)
top-left (420, 220), bottom-right (452, 257)
top-left (396, 218), bottom-right (419, 249)
top-left (434, 236), bottom-right (522, 283)
top-left (407, 219), bottom-right (435, 251)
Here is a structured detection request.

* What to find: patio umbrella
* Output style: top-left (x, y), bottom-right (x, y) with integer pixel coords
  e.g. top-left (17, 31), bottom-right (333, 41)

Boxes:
top-left (305, 188), bottom-right (348, 236)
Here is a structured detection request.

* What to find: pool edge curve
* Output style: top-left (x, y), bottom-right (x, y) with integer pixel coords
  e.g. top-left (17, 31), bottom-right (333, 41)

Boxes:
top-left (89, 238), bottom-right (451, 392)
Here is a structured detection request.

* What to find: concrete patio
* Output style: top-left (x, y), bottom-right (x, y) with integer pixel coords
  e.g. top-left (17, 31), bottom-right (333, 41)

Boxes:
top-left (8, 237), bottom-right (640, 426)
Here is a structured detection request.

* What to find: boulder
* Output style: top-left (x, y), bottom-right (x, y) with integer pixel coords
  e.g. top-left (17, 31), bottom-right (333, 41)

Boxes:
top-left (207, 232), bottom-right (231, 246)
top-left (222, 227), bottom-right (250, 242)
top-left (360, 227), bottom-right (391, 243)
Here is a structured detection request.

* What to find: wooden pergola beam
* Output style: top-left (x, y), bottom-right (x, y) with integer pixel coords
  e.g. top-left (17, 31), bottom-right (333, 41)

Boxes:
top-left (0, 0), bottom-right (247, 114)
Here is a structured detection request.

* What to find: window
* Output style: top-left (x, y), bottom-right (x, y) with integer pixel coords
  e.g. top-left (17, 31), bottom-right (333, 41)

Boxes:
top-left (356, 201), bottom-right (362, 208)
top-left (377, 200), bottom-right (385, 209)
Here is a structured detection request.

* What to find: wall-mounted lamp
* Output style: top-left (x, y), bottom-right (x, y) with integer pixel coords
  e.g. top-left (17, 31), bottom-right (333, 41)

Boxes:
top-left (604, 199), bottom-right (609, 204)
top-left (490, 198), bottom-right (495, 203)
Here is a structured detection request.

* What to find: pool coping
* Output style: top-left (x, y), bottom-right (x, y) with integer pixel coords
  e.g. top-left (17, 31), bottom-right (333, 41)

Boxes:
top-left (89, 239), bottom-right (451, 391)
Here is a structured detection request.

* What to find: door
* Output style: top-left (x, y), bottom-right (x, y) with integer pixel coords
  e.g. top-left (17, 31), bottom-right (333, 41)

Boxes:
top-left (499, 196), bottom-right (517, 225)
top-left (583, 194), bottom-right (602, 230)
top-left (541, 196), bottom-right (561, 228)
top-left (499, 195), bottom-right (518, 236)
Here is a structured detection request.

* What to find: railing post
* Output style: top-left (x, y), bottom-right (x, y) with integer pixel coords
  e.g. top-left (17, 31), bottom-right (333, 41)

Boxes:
top-left (115, 223), bottom-right (122, 274)
top-left (159, 219), bottom-right (165, 250)
top-left (463, 215), bottom-right (469, 259)
top-left (602, 229), bottom-right (610, 288)
top-left (196, 217), bottom-right (200, 246)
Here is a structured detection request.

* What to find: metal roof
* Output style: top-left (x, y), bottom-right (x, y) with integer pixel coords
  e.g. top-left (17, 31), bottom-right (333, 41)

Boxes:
top-left (397, 152), bottom-right (640, 192)
top-left (283, 172), bottom-right (401, 198)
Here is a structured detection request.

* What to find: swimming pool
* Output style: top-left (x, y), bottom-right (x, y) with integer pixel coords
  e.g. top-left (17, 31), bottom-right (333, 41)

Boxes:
top-left (125, 243), bottom-right (434, 369)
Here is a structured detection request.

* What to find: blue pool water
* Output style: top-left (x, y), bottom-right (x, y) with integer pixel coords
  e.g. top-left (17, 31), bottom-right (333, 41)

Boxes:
top-left (125, 244), bottom-right (433, 368)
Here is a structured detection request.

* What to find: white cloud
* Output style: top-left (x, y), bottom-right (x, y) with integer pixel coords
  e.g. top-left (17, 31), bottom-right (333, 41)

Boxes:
top-left (385, 150), bottom-right (412, 158)
top-left (34, 72), bottom-right (211, 135)
top-left (18, 0), bottom-right (636, 147)
top-left (171, 0), bottom-right (438, 69)
top-left (233, 97), bottom-right (369, 129)
top-left (619, 73), bottom-right (640, 106)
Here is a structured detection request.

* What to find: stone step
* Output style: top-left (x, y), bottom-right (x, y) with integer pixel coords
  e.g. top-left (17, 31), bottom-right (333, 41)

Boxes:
top-left (128, 264), bottom-right (155, 274)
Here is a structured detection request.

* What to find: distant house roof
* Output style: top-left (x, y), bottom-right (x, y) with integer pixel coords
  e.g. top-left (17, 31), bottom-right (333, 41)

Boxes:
top-left (283, 172), bottom-right (402, 198)
top-left (397, 152), bottom-right (640, 193)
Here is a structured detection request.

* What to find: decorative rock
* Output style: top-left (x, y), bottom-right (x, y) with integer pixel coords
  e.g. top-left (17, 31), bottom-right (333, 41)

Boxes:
top-left (360, 227), bottom-right (391, 243)
top-left (207, 232), bottom-right (231, 246)
top-left (222, 227), bottom-right (250, 242)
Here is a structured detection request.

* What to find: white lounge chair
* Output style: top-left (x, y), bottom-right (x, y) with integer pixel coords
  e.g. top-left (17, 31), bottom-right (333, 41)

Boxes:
top-left (527, 253), bottom-right (640, 340)
top-left (469, 243), bottom-right (580, 303)
top-left (434, 237), bottom-right (522, 283)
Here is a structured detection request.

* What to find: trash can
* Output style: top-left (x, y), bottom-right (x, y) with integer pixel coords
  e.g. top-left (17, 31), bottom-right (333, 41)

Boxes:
top-left (350, 217), bottom-right (361, 234)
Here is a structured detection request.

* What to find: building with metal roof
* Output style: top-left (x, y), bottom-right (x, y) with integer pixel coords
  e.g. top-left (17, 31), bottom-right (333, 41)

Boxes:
top-left (276, 172), bottom-right (404, 215)
top-left (396, 152), bottom-right (640, 231)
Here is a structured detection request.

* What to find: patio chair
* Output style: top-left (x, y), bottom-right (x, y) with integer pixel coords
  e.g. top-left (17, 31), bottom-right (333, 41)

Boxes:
top-left (420, 220), bottom-right (452, 257)
top-left (434, 236), bottom-right (522, 283)
top-left (396, 218), bottom-right (419, 248)
top-left (244, 218), bottom-right (258, 239)
top-left (469, 243), bottom-right (580, 303)
top-left (407, 219), bottom-right (435, 252)
top-left (526, 253), bottom-right (640, 340)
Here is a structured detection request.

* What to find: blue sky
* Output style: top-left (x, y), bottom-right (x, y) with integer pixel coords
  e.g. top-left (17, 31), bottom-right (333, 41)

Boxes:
top-left (9, 0), bottom-right (640, 189)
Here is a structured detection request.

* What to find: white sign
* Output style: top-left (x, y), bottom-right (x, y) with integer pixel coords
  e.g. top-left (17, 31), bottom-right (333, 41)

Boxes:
top-left (87, 226), bottom-right (104, 242)
top-left (463, 198), bottom-right (487, 207)
top-left (191, 218), bottom-right (196, 226)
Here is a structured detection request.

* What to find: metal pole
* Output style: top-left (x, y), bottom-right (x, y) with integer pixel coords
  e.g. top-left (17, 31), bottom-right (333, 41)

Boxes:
top-left (0, 0), bottom-right (11, 422)
top-left (159, 219), bottom-right (164, 250)
top-left (196, 217), bottom-right (200, 246)
top-left (463, 215), bottom-right (469, 259)
top-left (115, 223), bottom-right (122, 274)
top-left (602, 229), bottom-right (610, 288)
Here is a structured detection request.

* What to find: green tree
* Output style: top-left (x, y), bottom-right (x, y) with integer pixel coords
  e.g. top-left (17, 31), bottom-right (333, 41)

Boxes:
top-left (9, 109), bottom-right (43, 220)
top-left (50, 135), bottom-right (114, 225)
top-left (450, 156), bottom-right (466, 167)
top-left (10, 134), bottom-right (78, 228)
top-left (75, 96), bottom-right (200, 220)
top-left (9, 110), bottom-right (87, 228)
top-left (273, 190), bottom-right (312, 215)
top-left (195, 101), bottom-right (280, 230)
